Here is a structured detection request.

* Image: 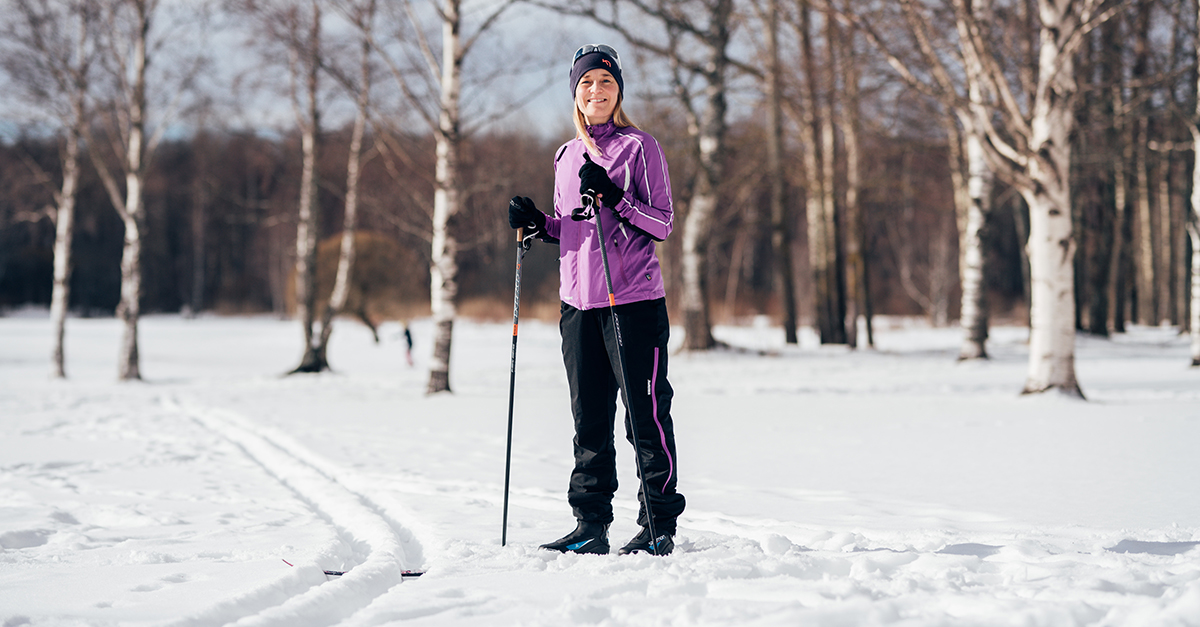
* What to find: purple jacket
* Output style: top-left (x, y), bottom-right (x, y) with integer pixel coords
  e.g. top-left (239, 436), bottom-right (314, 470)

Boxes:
top-left (545, 122), bottom-right (674, 311)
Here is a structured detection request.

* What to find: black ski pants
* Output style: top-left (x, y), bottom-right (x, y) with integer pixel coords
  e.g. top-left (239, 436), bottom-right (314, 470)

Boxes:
top-left (560, 298), bottom-right (685, 534)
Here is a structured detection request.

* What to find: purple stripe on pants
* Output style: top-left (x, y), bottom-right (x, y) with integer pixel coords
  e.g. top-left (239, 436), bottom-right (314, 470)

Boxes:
top-left (651, 346), bottom-right (674, 492)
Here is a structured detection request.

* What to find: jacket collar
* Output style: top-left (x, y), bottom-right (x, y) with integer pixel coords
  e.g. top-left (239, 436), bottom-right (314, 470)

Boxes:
top-left (586, 120), bottom-right (618, 141)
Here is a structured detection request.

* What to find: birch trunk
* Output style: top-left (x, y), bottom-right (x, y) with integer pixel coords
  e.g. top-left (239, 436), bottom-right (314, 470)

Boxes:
top-left (799, 3), bottom-right (831, 342)
top-left (1172, 159), bottom-right (1187, 326)
top-left (426, 0), bottom-right (463, 393)
top-left (1134, 120), bottom-right (1154, 324)
top-left (313, 4), bottom-right (373, 371)
top-left (820, 11), bottom-right (845, 344)
top-left (117, 176), bottom-right (145, 382)
top-left (292, 2), bottom-right (323, 373)
top-left (1190, 9), bottom-right (1200, 365)
top-left (1106, 83), bottom-right (1128, 333)
top-left (680, 2), bottom-right (731, 351)
top-left (78, 0), bottom-right (152, 381)
top-left (1109, 86), bottom-right (1132, 333)
top-left (1131, 2), bottom-right (1153, 325)
top-left (50, 103), bottom-right (83, 379)
top-left (958, 127), bottom-right (992, 359)
top-left (841, 27), bottom-right (864, 349)
top-left (681, 184), bottom-right (716, 350)
top-left (1156, 158), bottom-right (1172, 325)
top-left (1189, 217), bottom-right (1200, 366)
top-left (766, 0), bottom-right (797, 344)
top-left (189, 146), bottom-right (207, 317)
top-left (1019, 1), bottom-right (1081, 397)
top-left (115, 2), bottom-right (150, 382)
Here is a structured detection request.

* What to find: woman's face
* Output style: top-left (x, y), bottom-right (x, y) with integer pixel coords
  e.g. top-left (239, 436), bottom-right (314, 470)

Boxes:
top-left (575, 68), bottom-right (619, 124)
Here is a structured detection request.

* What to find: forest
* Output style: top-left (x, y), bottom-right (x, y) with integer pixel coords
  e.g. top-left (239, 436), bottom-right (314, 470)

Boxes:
top-left (0, 0), bottom-right (1197, 393)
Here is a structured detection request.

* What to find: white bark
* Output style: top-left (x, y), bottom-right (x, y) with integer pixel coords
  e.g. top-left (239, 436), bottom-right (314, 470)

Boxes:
top-left (50, 123), bottom-right (80, 378)
top-left (1018, 0), bottom-right (1081, 397)
top-left (958, 128), bottom-right (992, 359)
top-left (678, 16), bottom-right (731, 351)
top-left (115, 0), bottom-right (150, 382)
top-left (1190, 9), bottom-right (1199, 365)
top-left (78, 0), bottom-right (161, 381)
top-left (1107, 82), bottom-right (1129, 333)
top-left (117, 171), bottom-right (144, 382)
top-left (315, 1), bottom-right (373, 368)
top-left (1189, 216), bottom-right (1200, 366)
top-left (841, 42), bottom-right (863, 349)
top-left (43, 6), bottom-right (94, 379)
top-left (820, 9), bottom-right (846, 343)
top-left (765, 0), bottom-right (797, 344)
top-left (292, 1), bottom-right (323, 373)
top-left (1134, 119), bottom-right (1154, 324)
top-left (1156, 158), bottom-right (1172, 325)
top-left (426, 0), bottom-right (463, 393)
top-left (799, 4), bottom-right (831, 341)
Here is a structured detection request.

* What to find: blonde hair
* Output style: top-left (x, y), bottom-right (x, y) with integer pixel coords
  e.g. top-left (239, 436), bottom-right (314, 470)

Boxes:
top-left (573, 94), bottom-right (639, 156)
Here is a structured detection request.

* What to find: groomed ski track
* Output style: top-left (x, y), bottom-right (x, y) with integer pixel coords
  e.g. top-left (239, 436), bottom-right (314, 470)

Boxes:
top-left (169, 398), bottom-right (425, 627)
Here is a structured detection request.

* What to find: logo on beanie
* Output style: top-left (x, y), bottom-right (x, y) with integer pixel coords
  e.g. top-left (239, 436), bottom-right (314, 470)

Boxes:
top-left (602, 59), bottom-right (611, 68)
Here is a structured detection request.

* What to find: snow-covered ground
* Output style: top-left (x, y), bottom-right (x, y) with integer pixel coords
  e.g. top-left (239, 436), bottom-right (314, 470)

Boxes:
top-left (2, 313), bottom-right (1198, 626)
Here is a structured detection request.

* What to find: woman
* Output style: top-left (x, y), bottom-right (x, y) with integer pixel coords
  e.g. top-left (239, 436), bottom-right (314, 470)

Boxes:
top-left (508, 44), bottom-right (685, 556)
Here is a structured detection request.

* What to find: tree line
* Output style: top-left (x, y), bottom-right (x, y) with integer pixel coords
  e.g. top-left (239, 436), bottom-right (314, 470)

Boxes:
top-left (1, 0), bottom-right (1197, 394)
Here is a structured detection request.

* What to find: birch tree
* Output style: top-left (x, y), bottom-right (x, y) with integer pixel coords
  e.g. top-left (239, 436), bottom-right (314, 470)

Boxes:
top-left (287, 1), bottom-right (326, 373)
top-left (230, 0), bottom-right (331, 373)
top-left (795, 1), bottom-right (840, 343)
top-left (364, 0), bottom-right (517, 392)
top-left (954, 0), bottom-right (1119, 396)
top-left (308, 0), bottom-right (377, 372)
top-left (758, 0), bottom-right (798, 344)
top-left (839, 15), bottom-right (867, 348)
top-left (857, 0), bottom-right (1120, 393)
top-left (853, 0), bottom-right (993, 355)
top-left (2, 0), bottom-right (96, 378)
top-left (83, 0), bottom-right (157, 380)
top-left (1102, 13), bottom-right (1128, 335)
top-left (1189, 0), bottom-right (1200, 367)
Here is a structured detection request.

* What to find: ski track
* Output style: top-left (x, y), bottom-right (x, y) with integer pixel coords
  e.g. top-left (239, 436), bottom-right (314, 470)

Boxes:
top-left (289, 455), bottom-right (1200, 626)
top-left (168, 397), bottom-right (424, 627)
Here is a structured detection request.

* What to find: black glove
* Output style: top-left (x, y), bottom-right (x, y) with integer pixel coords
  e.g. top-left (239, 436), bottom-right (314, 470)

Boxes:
top-left (508, 196), bottom-right (546, 233)
top-left (579, 153), bottom-right (624, 209)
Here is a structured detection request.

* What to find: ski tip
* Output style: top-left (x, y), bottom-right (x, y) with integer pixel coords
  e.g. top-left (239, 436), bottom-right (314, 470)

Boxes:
top-left (401, 570), bottom-right (425, 578)
top-left (323, 570), bottom-right (347, 576)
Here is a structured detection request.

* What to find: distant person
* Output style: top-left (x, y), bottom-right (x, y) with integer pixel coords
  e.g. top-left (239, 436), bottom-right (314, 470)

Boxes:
top-left (403, 324), bottom-right (413, 367)
top-left (507, 44), bottom-right (684, 556)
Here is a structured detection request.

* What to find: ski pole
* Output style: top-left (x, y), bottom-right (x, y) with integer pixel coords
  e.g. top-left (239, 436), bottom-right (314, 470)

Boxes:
top-left (502, 226), bottom-right (534, 547)
top-left (587, 191), bottom-right (661, 555)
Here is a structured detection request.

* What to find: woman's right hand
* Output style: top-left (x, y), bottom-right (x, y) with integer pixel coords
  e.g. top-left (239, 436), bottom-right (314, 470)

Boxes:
top-left (509, 196), bottom-right (546, 232)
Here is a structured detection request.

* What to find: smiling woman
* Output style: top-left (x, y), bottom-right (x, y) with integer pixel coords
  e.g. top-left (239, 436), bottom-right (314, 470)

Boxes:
top-left (506, 44), bottom-right (684, 558)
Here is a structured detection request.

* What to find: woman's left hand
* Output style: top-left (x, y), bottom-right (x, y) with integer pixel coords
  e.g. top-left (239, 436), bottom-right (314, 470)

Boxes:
top-left (579, 153), bottom-right (624, 208)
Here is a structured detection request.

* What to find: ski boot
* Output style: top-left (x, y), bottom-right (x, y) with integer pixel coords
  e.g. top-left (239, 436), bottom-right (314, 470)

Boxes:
top-left (540, 521), bottom-right (610, 555)
top-left (618, 526), bottom-right (673, 556)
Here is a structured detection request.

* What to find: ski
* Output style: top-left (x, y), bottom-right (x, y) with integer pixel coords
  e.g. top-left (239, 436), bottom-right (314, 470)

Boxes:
top-left (282, 559), bottom-right (424, 578)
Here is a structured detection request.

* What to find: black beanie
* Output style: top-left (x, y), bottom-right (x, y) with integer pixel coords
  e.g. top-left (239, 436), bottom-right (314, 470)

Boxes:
top-left (570, 50), bottom-right (623, 98)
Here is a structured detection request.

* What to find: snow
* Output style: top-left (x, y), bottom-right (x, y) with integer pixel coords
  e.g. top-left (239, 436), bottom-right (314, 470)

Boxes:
top-left (2, 313), bottom-right (1198, 626)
